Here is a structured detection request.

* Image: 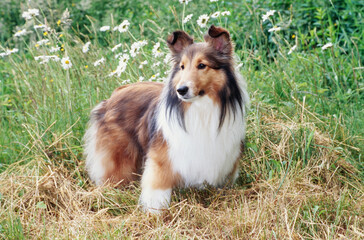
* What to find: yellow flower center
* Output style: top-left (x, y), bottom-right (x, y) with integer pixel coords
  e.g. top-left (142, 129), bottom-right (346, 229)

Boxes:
top-left (292, 34), bottom-right (296, 39)
top-left (65, 60), bottom-right (70, 64)
top-left (43, 32), bottom-right (48, 36)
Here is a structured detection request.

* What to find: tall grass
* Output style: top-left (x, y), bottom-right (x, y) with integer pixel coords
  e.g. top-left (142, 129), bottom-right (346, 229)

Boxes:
top-left (0, 0), bottom-right (363, 238)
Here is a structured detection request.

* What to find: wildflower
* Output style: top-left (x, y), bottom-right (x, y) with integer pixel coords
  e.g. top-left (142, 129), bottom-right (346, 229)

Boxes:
top-left (268, 26), bottom-right (281, 32)
top-left (179, 0), bottom-right (192, 4)
top-left (183, 14), bottom-right (193, 24)
top-left (36, 39), bottom-right (50, 46)
top-left (109, 55), bottom-right (129, 77)
top-left (221, 11), bottom-right (231, 16)
top-left (322, 42), bottom-right (333, 50)
top-left (61, 57), bottom-right (72, 69)
top-left (57, 20), bottom-right (61, 26)
top-left (288, 45), bottom-right (297, 55)
top-left (139, 60), bottom-right (148, 69)
top-left (130, 41), bottom-right (148, 57)
top-left (163, 53), bottom-right (171, 64)
top-left (22, 9), bottom-right (40, 20)
top-left (35, 44), bottom-right (40, 48)
top-left (119, 54), bottom-right (130, 63)
top-left (139, 76), bottom-right (145, 81)
top-left (149, 73), bottom-right (160, 81)
top-left (34, 55), bottom-right (60, 64)
top-left (43, 32), bottom-right (48, 36)
top-left (34, 24), bottom-right (51, 32)
top-left (49, 46), bottom-right (60, 53)
top-left (14, 29), bottom-right (28, 37)
top-left (197, 14), bottom-right (209, 28)
top-left (117, 20), bottom-right (130, 33)
top-left (82, 41), bottom-right (91, 53)
top-left (0, 48), bottom-right (19, 57)
top-left (211, 11), bottom-right (221, 18)
top-left (93, 57), bottom-right (105, 66)
top-left (59, 34), bottom-right (63, 38)
top-left (112, 43), bottom-right (122, 52)
top-left (262, 10), bottom-right (276, 22)
top-left (210, 0), bottom-right (218, 2)
top-left (50, 79), bottom-right (54, 82)
top-left (100, 26), bottom-right (110, 32)
top-left (292, 34), bottom-right (296, 39)
top-left (152, 42), bottom-right (164, 58)
top-left (121, 79), bottom-right (131, 84)
top-left (85, 65), bottom-right (88, 69)
top-left (152, 61), bottom-right (161, 67)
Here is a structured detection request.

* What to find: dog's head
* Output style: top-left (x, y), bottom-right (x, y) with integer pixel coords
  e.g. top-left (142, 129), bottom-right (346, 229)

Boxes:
top-left (167, 25), bottom-right (234, 103)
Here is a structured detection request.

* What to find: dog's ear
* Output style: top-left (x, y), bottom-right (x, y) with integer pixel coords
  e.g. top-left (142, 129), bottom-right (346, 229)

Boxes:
top-left (167, 30), bottom-right (194, 55)
top-left (204, 25), bottom-right (232, 55)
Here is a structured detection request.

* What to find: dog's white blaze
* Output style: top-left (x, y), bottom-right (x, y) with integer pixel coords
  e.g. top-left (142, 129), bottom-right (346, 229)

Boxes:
top-left (158, 94), bottom-right (246, 187)
top-left (84, 103), bottom-right (106, 185)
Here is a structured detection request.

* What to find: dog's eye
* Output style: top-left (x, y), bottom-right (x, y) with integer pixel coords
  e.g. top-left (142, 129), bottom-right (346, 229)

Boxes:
top-left (197, 63), bottom-right (206, 69)
top-left (181, 65), bottom-right (184, 70)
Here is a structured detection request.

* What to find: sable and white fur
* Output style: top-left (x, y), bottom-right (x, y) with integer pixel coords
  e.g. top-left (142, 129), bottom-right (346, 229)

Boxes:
top-left (84, 25), bottom-right (249, 213)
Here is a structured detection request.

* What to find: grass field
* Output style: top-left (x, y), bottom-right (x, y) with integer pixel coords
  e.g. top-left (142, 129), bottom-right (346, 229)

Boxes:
top-left (0, 0), bottom-right (363, 238)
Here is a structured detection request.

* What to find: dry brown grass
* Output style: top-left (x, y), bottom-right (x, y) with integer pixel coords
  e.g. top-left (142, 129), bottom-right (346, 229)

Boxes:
top-left (1, 103), bottom-right (363, 239)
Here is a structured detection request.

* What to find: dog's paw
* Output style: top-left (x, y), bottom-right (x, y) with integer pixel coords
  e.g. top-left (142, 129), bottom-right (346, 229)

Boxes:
top-left (139, 188), bottom-right (172, 214)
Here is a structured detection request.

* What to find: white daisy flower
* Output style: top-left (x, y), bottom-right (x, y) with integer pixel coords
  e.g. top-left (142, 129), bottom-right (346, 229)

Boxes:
top-left (268, 26), bottom-right (281, 32)
top-left (22, 9), bottom-right (39, 20)
top-left (93, 57), bottom-right (106, 66)
top-left (49, 46), bottom-right (60, 53)
top-left (121, 79), bottom-right (131, 84)
top-left (197, 14), bottom-right (209, 28)
top-left (14, 29), bottom-right (28, 37)
top-left (163, 53), bottom-right (171, 64)
top-left (152, 42), bottom-right (164, 58)
top-left (119, 54), bottom-right (130, 63)
top-left (179, 0), bottom-right (192, 4)
top-left (149, 73), bottom-right (160, 81)
top-left (37, 39), bottom-right (50, 46)
top-left (221, 11), bottom-right (231, 16)
top-left (139, 60), bottom-right (148, 69)
top-left (262, 10), bottom-right (276, 22)
top-left (211, 11), bottom-right (221, 18)
top-left (61, 57), bottom-right (72, 69)
top-left (152, 61), bottom-right (161, 67)
top-left (82, 41), bottom-right (91, 53)
top-left (8, 48), bottom-right (19, 54)
top-left (100, 26), bottom-right (110, 32)
top-left (34, 24), bottom-right (51, 31)
top-left (117, 20), bottom-right (130, 33)
top-left (322, 42), bottom-right (333, 50)
top-left (182, 14), bottom-right (193, 24)
top-left (129, 41), bottom-right (147, 57)
top-left (112, 43), bottom-right (122, 52)
top-left (1, 48), bottom-right (19, 57)
top-left (288, 45), bottom-right (297, 55)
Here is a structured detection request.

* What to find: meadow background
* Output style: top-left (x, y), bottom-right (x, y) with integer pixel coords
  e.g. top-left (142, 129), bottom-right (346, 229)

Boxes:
top-left (0, 0), bottom-right (363, 238)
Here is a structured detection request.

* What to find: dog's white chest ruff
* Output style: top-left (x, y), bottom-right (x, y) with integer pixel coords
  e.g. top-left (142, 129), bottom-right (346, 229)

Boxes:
top-left (158, 96), bottom-right (245, 187)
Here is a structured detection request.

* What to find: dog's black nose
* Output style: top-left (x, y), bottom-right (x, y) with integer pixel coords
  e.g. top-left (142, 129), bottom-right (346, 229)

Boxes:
top-left (177, 86), bottom-right (189, 96)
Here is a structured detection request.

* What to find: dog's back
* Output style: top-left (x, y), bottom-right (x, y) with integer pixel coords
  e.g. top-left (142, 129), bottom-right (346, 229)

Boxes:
top-left (84, 82), bottom-right (163, 186)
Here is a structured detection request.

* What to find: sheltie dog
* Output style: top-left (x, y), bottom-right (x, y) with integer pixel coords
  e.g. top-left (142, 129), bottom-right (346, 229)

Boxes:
top-left (84, 25), bottom-right (249, 213)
